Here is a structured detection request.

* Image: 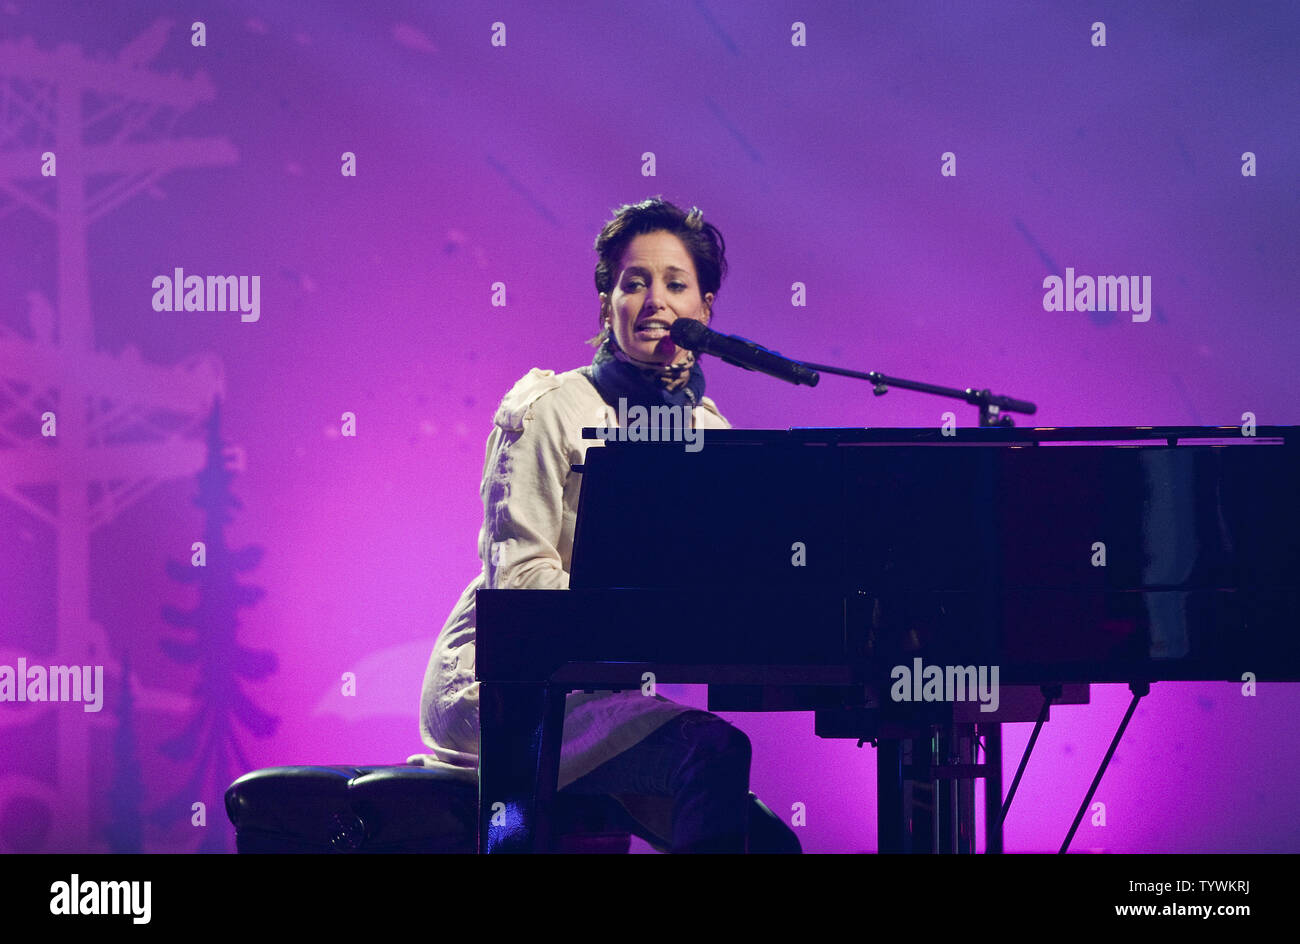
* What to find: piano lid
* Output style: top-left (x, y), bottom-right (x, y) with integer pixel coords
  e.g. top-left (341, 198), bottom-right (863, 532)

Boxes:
top-left (580, 425), bottom-right (1297, 446)
top-left (564, 425), bottom-right (1300, 681)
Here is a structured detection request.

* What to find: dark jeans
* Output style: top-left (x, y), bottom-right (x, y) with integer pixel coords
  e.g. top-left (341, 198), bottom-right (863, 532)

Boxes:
top-left (560, 710), bottom-right (801, 854)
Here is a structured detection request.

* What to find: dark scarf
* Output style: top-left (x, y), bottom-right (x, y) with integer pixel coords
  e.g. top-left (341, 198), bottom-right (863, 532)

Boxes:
top-left (580, 334), bottom-right (706, 410)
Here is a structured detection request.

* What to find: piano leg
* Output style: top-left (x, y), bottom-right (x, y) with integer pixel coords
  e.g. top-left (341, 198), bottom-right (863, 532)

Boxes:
top-left (478, 681), bottom-right (567, 853)
top-left (876, 738), bottom-right (905, 853)
top-left (983, 723), bottom-right (1003, 854)
top-left (878, 725), bottom-right (982, 854)
top-left (936, 725), bottom-right (978, 854)
top-left (911, 738), bottom-right (938, 854)
top-left (878, 734), bottom-right (939, 853)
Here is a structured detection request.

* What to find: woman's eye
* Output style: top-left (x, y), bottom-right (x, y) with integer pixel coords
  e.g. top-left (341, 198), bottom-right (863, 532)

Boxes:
top-left (626, 279), bottom-right (644, 290)
top-left (669, 282), bottom-right (687, 291)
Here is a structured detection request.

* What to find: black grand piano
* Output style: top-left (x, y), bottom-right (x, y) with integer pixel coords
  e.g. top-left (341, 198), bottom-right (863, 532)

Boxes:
top-left (475, 426), bottom-right (1300, 853)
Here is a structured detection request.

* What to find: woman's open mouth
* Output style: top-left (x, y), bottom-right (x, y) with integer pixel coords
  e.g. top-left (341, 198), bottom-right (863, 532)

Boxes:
top-left (635, 319), bottom-right (670, 338)
top-left (631, 321), bottom-right (670, 340)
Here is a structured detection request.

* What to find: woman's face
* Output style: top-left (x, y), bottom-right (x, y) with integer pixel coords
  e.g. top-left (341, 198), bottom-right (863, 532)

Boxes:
top-left (601, 230), bottom-right (713, 366)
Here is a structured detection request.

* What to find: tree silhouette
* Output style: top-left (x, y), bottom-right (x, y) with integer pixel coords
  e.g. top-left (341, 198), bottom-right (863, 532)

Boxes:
top-left (153, 396), bottom-right (278, 852)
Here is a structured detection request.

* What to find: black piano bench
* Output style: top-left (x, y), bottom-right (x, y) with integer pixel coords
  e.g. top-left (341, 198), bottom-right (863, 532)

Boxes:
top-left (224, 765), bottom-right (632, 854)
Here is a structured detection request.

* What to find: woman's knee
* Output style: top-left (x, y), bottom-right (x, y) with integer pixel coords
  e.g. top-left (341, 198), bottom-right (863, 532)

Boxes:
top-left (674, 712), bottom-right (751, 777)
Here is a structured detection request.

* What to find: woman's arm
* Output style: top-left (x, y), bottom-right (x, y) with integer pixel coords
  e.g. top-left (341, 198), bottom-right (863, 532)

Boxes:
top-left (479, 376), bottom-right (580, 592)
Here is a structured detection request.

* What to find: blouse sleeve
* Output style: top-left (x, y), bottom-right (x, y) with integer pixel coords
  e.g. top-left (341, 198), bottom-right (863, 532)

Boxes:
top-left (479, 377), bottom-right (580, 592)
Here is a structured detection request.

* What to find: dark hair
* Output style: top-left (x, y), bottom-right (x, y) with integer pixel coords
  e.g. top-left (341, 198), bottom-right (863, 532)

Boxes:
top-left (589, 197), bottom-right (727, 345)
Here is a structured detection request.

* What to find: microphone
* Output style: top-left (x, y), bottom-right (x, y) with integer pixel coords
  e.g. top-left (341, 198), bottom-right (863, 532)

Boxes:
top-left (670, 319), bottom-right (820, 387)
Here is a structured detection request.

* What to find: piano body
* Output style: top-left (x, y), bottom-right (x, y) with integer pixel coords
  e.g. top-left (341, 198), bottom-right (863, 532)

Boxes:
top-left (475, 426), bottom-right (1300, 853)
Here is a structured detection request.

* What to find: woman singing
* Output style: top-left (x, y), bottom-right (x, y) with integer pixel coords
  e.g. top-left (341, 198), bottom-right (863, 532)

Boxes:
top-left (411, 197), bottom-right (799, 854)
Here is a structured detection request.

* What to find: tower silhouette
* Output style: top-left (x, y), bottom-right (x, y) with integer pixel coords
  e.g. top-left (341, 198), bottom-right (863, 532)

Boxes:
top-left (0, 21), bottom-right (237, 851)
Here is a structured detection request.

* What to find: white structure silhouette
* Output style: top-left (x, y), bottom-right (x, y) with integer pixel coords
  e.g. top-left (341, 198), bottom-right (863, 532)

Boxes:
top-left (0, 23), bottom-right (236, 851)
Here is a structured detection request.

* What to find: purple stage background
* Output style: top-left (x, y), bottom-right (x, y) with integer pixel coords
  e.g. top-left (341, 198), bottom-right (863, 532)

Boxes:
top-left (1, 1), bottom-right (1296, 854)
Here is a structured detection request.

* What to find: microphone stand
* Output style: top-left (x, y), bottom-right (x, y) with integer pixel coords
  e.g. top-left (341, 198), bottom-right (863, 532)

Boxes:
top-left (794, 360), bottom-right (1037, 428)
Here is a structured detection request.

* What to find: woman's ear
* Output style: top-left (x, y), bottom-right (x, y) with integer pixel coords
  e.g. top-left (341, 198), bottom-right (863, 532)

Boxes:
top-left (703, 292), bottom-right (714, 324)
